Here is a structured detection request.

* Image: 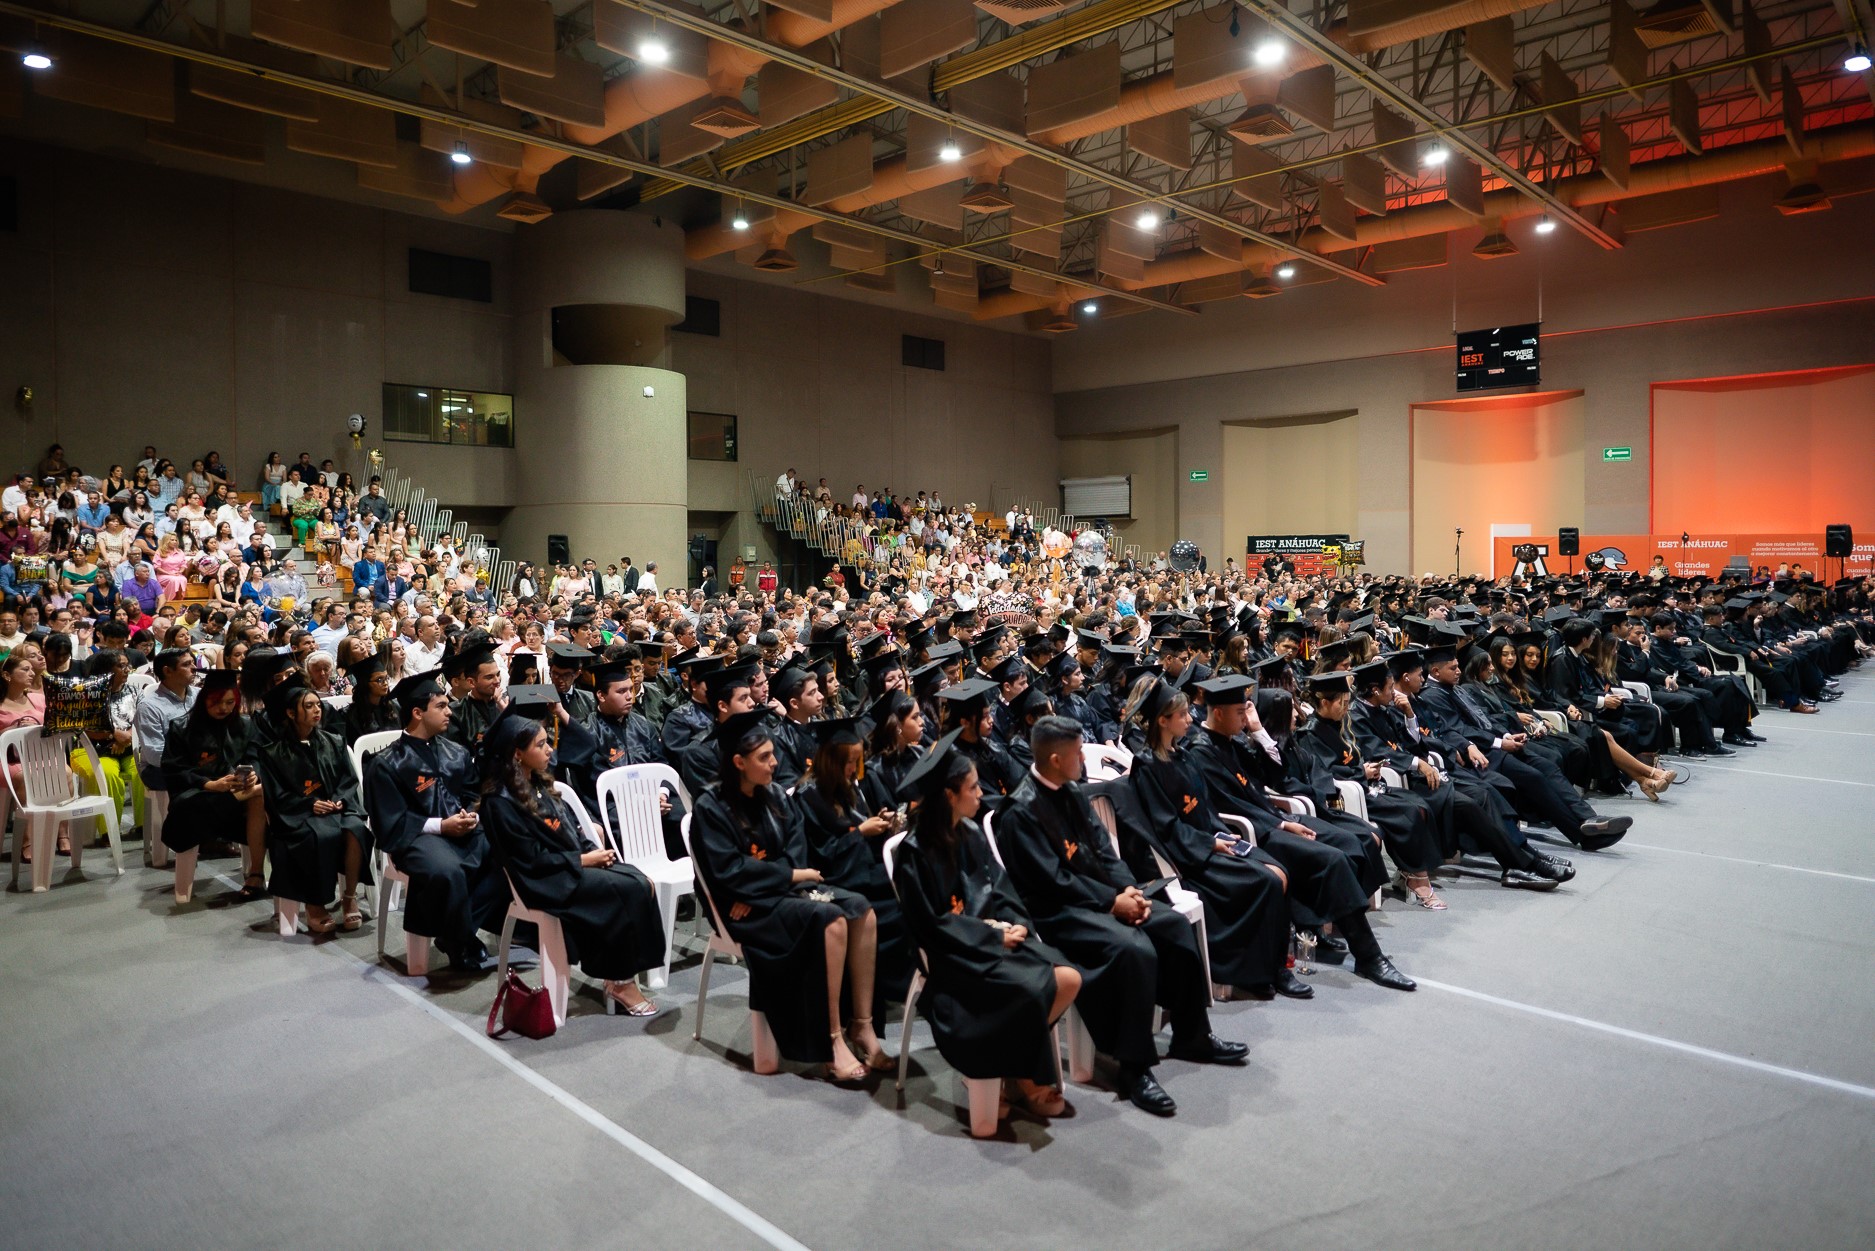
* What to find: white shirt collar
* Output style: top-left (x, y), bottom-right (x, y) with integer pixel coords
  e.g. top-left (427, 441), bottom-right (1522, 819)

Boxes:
top-left (1028, 765), bottom-right (1061, 791)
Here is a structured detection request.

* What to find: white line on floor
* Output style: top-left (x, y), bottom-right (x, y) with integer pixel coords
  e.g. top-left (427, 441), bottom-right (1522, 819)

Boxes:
top-left (1418, 979), bottom-right (1875, 1102)
top-left (1683, 764), bottom-right (1875, 787)
top-left (1622, 842), bottom-right (1875, 884)
top-left (319, 943), bottom-right (815, 1251)
top-left (1764, 725), bottom-right (1875, 737)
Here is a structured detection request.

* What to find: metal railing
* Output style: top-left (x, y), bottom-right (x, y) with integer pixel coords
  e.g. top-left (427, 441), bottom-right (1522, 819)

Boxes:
top-left (376, 461), bottom-right (516, 599)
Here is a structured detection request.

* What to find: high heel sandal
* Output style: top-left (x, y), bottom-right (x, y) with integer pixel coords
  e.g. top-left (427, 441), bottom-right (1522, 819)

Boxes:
top-left (340, 894), bottom-right (363, 932)
top-left (232, 873), bottom-right (269, 903)
top-left (824, 1032), bottom-right (868, 1084)
top-left (846, 1017), bottom-right (894, 1071)
top-left (1405, 873), bottom-right (1447, 910)
top-left (605, 982), bottom-right (660, 1017)
top-left (1639, 776), bottom-right (1666, 802)
top-left (304, 905), bottom-right (337, 935)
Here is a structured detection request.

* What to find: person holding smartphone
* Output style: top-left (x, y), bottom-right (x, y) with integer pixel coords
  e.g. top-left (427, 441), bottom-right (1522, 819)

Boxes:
top-left (160, 668), bottom-right (267, 900)
top-left (361, 672), bottom-right (505, 972)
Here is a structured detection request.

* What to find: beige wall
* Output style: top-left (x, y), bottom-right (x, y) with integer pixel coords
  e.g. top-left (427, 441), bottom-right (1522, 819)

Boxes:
top-left (1058, 430), bottom-right (1178, 559)
top-left (1410, 393), bottom-right (1586, 575)
top-left (1054, 177), bottom-right (1875, 574)
top-left (1219, 415), bottom-right (1361, 564)
top-left (0, 139), bottom-right (516, 503)
top-left (676, 269), bottom-right (1058, 535)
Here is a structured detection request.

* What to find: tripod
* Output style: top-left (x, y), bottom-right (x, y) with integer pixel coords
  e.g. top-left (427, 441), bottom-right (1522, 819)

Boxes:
top-left (1454, 528), bottom-right (1463, 577)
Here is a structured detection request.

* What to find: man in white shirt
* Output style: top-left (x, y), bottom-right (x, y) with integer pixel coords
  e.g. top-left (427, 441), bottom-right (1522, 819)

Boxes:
top-left (636, 562), bottom-right (659, 595)
top-left (406, 615), bottom-right (447, 674)
top-left (852, 486), bottom-right (867, 510)
top-left (135, 648), bottom-right (198, 791)
top-left (1, 475), bottom-right (32, 518)
top-left (776, 468), bottom-right (798, 495)
top-left (309, 602), bottom-right (350, 653)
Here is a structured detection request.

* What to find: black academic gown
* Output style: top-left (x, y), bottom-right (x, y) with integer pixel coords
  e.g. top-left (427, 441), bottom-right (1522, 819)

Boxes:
top-left (861, 746), bottom-right (919, 817)
top-left (1122, 753), bottom-right (1291, 989)
top-left (1293, 716), bottom-right (1444, 874)
top-left (795, 781), bottom-right (914, 1011)
top-left (770, 718), bottom-right (814, 793)
top-left (583, 710), bottom-right (687, 862)
top-left (691, 785), bottom-right (871, 1065)
top-left (157, 711), bottom-right (255, 853)
top-left (997, 775), bottom-right (1209, 1070)
top-left (892, 823), bottom-right (1064, 1084)
top-left (1184, 727), bottom-right (1374, 928)
top-left (447, 695), bottom-right (505, 758)
top-left (661, 699), bottom-right (714, 758)
top-left (256, 727), bottom-right (373, 906)
top-left (341, 696), bottom-right (402, 746)
top-left (362, 732), bottom-right (506, 946)
top-left (954, 731), bottom-right (1021, 810)
top-left (482, 787), bottom-right (664, 982)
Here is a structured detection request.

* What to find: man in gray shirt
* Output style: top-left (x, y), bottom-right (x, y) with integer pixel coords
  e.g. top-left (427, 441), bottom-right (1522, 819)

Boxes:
top-left (134, 649), bottom-right (199, 791)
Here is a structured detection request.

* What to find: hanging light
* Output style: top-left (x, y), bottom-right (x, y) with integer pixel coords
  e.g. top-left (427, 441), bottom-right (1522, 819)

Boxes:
top-left (1422, 145), bottom-right (1449, 166)
top-left (1845, 46), bottom-right (1872, 73)
top-left (21, 46), bottom-right (52, 71)
top-left (938, 135), bottom-right (962, 162)
top-left (731, 209), bottom-right (749, 230)
top-left (1081, 301), bottom-right (1099, 314)
top-left (1253, 38), bottom-right (1285, 67)
top-left (450, 141), bottom-right (472, 166)
top-left (1533, 215), bottom-right (1557, 234)
top-left (636, 24), bottom-right (671, 64)
top-left (1275, 262), bottom-right (1296, 279)
top-left (1135, 207), bottom-right (1161, 230)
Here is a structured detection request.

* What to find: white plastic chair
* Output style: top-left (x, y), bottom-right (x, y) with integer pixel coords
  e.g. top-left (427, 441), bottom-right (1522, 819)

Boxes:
top-left (882, 830), bottom-right (1064, 1139)
top-left (1081, 742), bottom-right (1133, 782)
top-left (679, 813), bottom-right (780, 1075)
top-left (351, 730), bottom-right (430, 975)
top-left (145, 790), bottom-right (171, 869)
top-left (1704, 643), bottom-right (1768, 704)
top-left (486, 783), bottom-right (619, 1026)
top-left (3, 727), bottom-right (121, 893)
top-left (1086, 792), bottom-right (1214, 1005)
top-left (595, 763), bottom-right (694, 989)
top-left (321, 693), bottom-right (353, 712)
top-left (980, 811), bottom-right (1097, 1082)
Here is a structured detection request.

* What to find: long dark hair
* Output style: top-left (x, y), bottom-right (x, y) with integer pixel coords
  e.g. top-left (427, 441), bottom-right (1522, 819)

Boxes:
top-left (480, 716), bottom-right (551, 820)
top-left (1255, 688), bottom-right (1295, 741)
top-left (910, 750), bottom-right (977, 865)
top-left (810, 740), bottom-right (861, 814)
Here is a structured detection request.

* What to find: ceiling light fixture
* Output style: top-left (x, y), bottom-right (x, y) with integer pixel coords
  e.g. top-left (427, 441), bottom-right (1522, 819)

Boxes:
top-left (450, 141), bottom-right (472, 166)
top-left (1253, 38), bottom-right (1285, 67)
top-left (731, 212), bottom-right (749, 230)
top-left (1081, 301), bottom-right (1098, 314)
top-left (1135, 208), bottom-right (1161, 230)
top-left (938, 136), bottom-right (962, 162)
top-left (1533, 215), bottom-right (1557, 234)
top-left (415, 391), bottom-right (428, 398)
top-left (637, 26), bottom-right (671, 64)
top-left (1422, 144), bottom-right (1449, 166)
top-left (1275, 262), bottom-right (1296, 279)
top-left (1846, 46), bottom-right (1872, 73)
top-left (21, 47), bottom-right (52, 71)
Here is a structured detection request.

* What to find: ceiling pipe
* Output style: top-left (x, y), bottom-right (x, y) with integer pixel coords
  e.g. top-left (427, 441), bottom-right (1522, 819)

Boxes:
top-left (438, 0), bottom-right (902, 213)
top-left (970, 122), bottom-right (1875, 317)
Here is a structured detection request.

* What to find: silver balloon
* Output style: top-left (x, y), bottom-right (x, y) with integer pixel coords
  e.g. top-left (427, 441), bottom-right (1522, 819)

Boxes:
top-left (1071, 529), bottom-right (1110, 572)
top-left (1169, 539), bottom-right (1201, 572)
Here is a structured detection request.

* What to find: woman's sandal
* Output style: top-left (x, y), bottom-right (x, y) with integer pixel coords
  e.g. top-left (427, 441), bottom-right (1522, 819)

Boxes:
top-left (232, 873), bottom-right (269, 903)
top-left (606, 983), bottom-right (660, 1017)
top-left (1639, 776), bottom-right (1666, 802)
top-left (304, 906), bottom-right (337, 935)
top-left (1406, 874), bottom-right (1447, 911)
top-left (1009, 1081), bottom-right (1067, 1117)
top-left (846, 1017), bottom-right (894, 1071)
top-left (340, 895), bottom-right (363, 932)
top-left (824, 1033), bottom-right (869, 1084)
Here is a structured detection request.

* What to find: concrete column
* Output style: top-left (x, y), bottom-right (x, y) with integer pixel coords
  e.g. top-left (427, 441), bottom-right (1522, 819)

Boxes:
top-left (507, 211), bottom-right (688, 580)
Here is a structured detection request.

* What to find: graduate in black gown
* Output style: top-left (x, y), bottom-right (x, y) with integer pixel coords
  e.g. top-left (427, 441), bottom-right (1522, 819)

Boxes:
top-left (1248, 687), bottom-right (1394, 859)
top-left (581, 661), bottom-right (685, 860)
top-left (160, 668), bottom-right (267, 900)
top-left (1183, 675), bottom-right (1414, 991)
top-left (362, 673), bottom-right (508, 971)
top-left (936, 678), bottom-right (1021, 808)
top-left (689, 709), bottom-right (887, 1080)
top-left (444, 641), bottom-right (505, 758)
top-left (890, 730), bottom-right (1082, 1130)
top-left (860, 690), bottom-right (924, 815)
top-left (340, 653), bottom-right (402, 745)
top-left (256, 680), bottom-right (372, 933)
top-left (1118, 675), bottom-right (1301, 999)
top-left (794, 716), bottom-right (914, 1013)
top-left (997, 715), bottom-right (1245, 1117)
top-left (477, 714), bottom-right (664, 1016)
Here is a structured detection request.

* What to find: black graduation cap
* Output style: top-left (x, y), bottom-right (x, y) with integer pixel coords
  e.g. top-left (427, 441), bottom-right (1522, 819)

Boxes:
top-left (985, 655), bottom-right (1025, 685)
top-left (949, 608), bottom-right (979, 629)
top-left (1541, 607), bottom-right (1575, 625)
top-left (1249, 655), bottom-right (1288, 680)
top-left (704, 664), bottom-right (758, 705)
top-left (1512, 631), bottom-right (1548, 653)
top-left (866, 689), bottom-right (915, 732)
top-left (246, 647), bottom-right (297, 683)
top-left (1047, 621), bottom-right (1071, 645)
top-left (910, 659), bottom-right (948, 695)
top-left (969, 624), bottom-right (1007, 658)
top-left (1315, 641), bottom-right (1353, 669)
top-left (1422, 643), bottom-right (1459, 667)
top-left (1136, 674), bottom-right (1176, 722)
top-left (807, 715), bottom-right (866, 748)
top-left (1598, 608), bottom-right (1629, 628)
top-left (1345, 614), bottom-right (1376, 635)
top-left (936, 676), bottom-right (998, 716)
top-left (677, 653), bottom-right (729, 683)
top-left (442, 640), bottom-right (499, 680)
top-left (391, 671), bottom-right (444, 712)
top-left (507, 653), bottom-right (544, 685)
top-left (904, 623), bottom-right (935, 652)
top-left (590, 660), bottom-right (632, 691)
top-left (1387, 648), bottom-right (1426, 676)
top-left (895, 728), bottom-right (964, 802)
top-left (346, 652), bottom-right (388, 684)
top-left (771, 666), bottom-right (813, 703)
top-left (1723, 597), bottom-right (1752, 610)
top-left (858, 632), bottom-right (897, 660)
top-left (1306, 670), bottom-right (1353, 696)
top-left (1194, 674), bottom-right (1254, 705)
top-left (860, 648), bottom-right (904, 680)
top-left (1010, 685), bottom-right (1053, 721)
top-left (1351, 658), bottom-right (1392, 690)
top-left (709, 708), bottom-right (772, 750)
top-left (200, 668), bottom-right (240, 693)
top-left (926, 640), bottom-right (965, 663)
top-left (1044, 650), bottom-right (1078, 682)
top-left (1270, 622), bottom-right (1305, 645)
top-left (505, 683), bottom-right (561, 720)
top-left (547, 641), bottom-right (595, 671)
top-left (265, 676), bottom-right (313, 722)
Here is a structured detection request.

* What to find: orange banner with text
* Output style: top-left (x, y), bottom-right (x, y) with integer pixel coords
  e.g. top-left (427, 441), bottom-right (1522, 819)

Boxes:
top-left (1491, 534), bottom-right (1875, 580)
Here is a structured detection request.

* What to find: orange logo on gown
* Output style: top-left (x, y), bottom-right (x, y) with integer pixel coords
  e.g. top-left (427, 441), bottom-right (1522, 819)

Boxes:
top-left (1181, 794), bottom-right (1199, 815)
top-left (1235, 773), bottom-right (1247, 786)
top-left (302, 779), bottom-right (321, 796)
top-left (948, 895), bottom-right (964, 914)
top-left (414, 775), bottom-right (435, 793)
top-left (543, 817), bottom-right (561, 832)
top-left (1341, 750), bottom-right (1355, 765)
top-left (198, 751), bottom-right (216, 766)
top-left (749, 843), bottom-right (768, 861)
top-left (1063, 840), bottom-right (1078, 861)
top-left (607, 746), bottom-right (623, 764)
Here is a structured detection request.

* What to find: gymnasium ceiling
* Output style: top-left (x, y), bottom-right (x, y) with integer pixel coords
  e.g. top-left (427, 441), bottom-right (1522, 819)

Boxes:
top-left (1, 0), bottom-right (1872, 330)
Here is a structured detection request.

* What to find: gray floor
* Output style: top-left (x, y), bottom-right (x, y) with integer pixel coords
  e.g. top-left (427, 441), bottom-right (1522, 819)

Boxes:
top-left (4, 678), bottom-right (1874, 1251)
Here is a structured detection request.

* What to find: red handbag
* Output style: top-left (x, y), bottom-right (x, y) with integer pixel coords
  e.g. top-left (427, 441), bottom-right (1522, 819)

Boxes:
top-left (486, 969), bottom-right (556, 1040)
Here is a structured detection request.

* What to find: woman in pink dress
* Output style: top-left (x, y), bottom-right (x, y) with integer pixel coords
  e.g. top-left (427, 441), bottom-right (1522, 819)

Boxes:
top-left (152, 532), bottom-right (191, 600)
top-left (0, 648), bottom-right (47, 861)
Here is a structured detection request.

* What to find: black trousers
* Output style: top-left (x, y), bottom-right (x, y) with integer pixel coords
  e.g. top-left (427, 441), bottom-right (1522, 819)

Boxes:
top-left (1490, 750), bottom-right (1595, 841)
top-left (395, 833), bottom-right (509, 946)
top-left (1037, 905), bottom-right (1210, 1070)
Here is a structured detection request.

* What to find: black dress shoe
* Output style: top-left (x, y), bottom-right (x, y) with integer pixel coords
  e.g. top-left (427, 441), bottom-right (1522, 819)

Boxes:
top-left (1354, 955), bottom-right (1417, 991)
top-left (1273, 969), bottom-right (1315, 999)
top-left (1703, 744), bottom-right (1737, 757)
top-left (1536, 854), bottom-right (1576, 882)
top-left (1312, 930), bottom-right (1349, 964)
top-left (1122, 1069), bottom-right (1178, 1117)
top-left (1500, 868), bottom-right (1560, 892)
top-left (1746, 731), bottom-right (1769, 742)
top-left (1722, 733), bottom-right (1757, 747)
top-left (1167, 1033), bottom-right (1249, 1065)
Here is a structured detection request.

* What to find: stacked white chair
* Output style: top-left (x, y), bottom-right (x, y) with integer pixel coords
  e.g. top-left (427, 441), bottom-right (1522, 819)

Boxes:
top-left (594, 763), bottom-right (695, 989)
top-left (2, 727), bottom-right (122, 893)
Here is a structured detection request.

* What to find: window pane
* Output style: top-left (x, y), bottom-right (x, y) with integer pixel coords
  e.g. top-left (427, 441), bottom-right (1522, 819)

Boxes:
top-left (687, 411), bottom-right (737, 461)
top-left (383, 383), bottom-right (514, 448)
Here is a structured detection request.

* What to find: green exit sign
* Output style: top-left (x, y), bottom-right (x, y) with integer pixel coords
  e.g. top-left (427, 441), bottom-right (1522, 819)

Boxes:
top-left (1188, 470), bottom-right (1209, 482)
top-left (1603, 446), bottom-right (1633, 462)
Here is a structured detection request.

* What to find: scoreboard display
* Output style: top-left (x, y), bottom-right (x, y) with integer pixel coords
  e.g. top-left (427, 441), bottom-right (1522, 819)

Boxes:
top-left (1456, 323), bottom-right (1540, 391)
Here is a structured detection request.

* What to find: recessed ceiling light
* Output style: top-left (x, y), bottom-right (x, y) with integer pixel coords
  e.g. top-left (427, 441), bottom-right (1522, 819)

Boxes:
top-left (938, 139), bottom-right (962, 162)
top-left (1135, 208), bottom-right (1160, 230)
top-left (637, 36), bottom-right (670, 64)
top-left (1081, 301), bottom-right (1098, 314)
top-left (451, 141), bottom-right (472, 166)
top-left (1275, 262), bottom-right (1296, 279)
top-left (1845, 48), bottom-right (1872, 73)
top-left (731, 213), bottom-right (749, 230)
top-left (415, 391), bottom-right (428, 398)
top-left (1422, 145), bottom-right (1449, 166)
top-left (21, 49), bottom-right (52, 71)
top-left (1533, 215), bottom-right (1557, 234)
top-left (1253, 39), bottom-right (1284, 67)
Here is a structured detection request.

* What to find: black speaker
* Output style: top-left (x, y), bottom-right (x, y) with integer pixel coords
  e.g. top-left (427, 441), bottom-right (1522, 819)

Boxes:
top-left (1826, 524), bottom-right (1853, 558)
top-left (1557, 527), bottom-right (1580, 556)
top-left (547, 533), bottom-right (570, 565)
